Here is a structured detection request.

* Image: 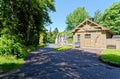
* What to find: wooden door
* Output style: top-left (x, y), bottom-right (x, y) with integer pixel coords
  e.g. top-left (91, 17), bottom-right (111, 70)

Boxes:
top-left (84, 34), bottom-right (91, 47)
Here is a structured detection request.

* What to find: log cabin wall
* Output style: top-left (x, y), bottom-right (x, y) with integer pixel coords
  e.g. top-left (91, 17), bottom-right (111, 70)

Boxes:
top-left (72, 19), bottom-right (120, 49)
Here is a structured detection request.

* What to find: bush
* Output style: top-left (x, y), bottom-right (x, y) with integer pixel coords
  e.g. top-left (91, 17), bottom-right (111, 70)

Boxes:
top-left (0, 34), bottom-right (27, 58)
top-left (101, 49), bottom-right (120, 65)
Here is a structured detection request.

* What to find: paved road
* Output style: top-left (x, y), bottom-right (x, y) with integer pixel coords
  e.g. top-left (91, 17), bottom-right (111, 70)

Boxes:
top-left (1, 48), bottom-right (120, 79)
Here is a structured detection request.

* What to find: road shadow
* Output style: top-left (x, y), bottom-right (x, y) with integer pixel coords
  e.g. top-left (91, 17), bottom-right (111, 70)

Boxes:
top-left (0, 63), bottom-right (22, 70)
top-left (0, 48), bottom-right (120, 79)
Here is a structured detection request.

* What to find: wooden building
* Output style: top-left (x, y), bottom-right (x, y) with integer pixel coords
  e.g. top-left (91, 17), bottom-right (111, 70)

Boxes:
top-left (72, 19), bottom-right (120, 49)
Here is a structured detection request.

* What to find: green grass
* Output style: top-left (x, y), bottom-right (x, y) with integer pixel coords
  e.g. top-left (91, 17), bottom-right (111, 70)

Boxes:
top-left (101, 49), bottom-right (120, 64)
top-left (0, 55), bottom-right (24, 70)
top-left (54, 45), bottom-right (73, 51)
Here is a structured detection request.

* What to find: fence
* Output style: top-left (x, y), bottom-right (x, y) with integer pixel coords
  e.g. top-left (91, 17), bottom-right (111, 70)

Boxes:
top-left (106, 39), bottom-right (120, 49)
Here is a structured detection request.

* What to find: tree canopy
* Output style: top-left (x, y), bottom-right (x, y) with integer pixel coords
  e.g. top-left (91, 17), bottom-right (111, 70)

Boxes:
top-left (0, 0), bottom-right (55, 57)
top-left (99, 2), bottom-right (120, 35)
top-left (0, 0), bottom-right (55, 45)
top-left (94, 9), bottom-right (102, 23)
top-left (46, 27), bottom-right (59, 43)
top-left (65, 7), bottom-right (90, 31)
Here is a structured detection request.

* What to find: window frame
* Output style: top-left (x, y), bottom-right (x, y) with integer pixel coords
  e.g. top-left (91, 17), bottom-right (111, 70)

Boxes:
top-left (77, 34), bottom-right (80, 42)
top-left (85, 34), bottom-right (91, 38)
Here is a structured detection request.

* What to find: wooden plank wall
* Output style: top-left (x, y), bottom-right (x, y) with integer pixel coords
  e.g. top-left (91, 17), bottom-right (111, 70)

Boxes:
top-left (106, 39), bottom-right (120, 49)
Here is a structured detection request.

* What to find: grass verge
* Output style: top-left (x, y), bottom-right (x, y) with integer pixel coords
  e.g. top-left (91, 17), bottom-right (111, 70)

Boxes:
top-left (0, 45), bottom-right (43, 70)
top-left (0, 55), bottom-right (24, 70)
top-left (53, 45), bottom-right (73, 51)
top-left (101, 49), bottom-right (120, 65)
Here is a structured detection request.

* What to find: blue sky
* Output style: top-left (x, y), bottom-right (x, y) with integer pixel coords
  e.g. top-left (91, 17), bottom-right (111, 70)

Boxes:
top-left (46, 0), bottom-right (120, 32)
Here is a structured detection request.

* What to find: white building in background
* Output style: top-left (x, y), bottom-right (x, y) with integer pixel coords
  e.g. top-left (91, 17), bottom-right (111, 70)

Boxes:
top-left (55, 34), bottom-right (68, 46)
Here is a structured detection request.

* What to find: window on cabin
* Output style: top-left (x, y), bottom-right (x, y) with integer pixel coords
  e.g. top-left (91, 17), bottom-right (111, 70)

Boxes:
top-left (85, 34), bottom-right (91, 38)
top-left (77, 34), bottom-right (80, 42)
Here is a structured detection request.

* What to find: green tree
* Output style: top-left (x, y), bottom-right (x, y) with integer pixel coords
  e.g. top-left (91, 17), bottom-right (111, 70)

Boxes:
top-left (0, 0), bottom-right (55, 45)
top-left (0, 0), bottom-right (55, 57)
top-left (94, 9), bottom-right (102, 22)
top-left (46, 27), bottom-right (59, 43)
top-left (99, 2), bottom-right (120, 35)
top-left (46, 27), bottom-right (53, 43)
top-left (53, 27), bottom-right (59, 35)
top-left (52, 27), bottom-right (59, 43)
top-left (65, 7), bottom-right (90, 31)
top-left (64, 31), bottom-right (73, 43)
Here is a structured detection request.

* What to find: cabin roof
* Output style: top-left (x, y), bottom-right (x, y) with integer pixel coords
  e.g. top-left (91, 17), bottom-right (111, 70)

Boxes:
top-left (72, 19), bottom-right (112, 34)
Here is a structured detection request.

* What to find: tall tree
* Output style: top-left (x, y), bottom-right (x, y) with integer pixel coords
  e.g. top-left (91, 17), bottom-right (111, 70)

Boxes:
top-left (46, 27), bottom-right (59, 43)
top-left (0, 0), bottom-right (55, 57)
top-left (52, 27), bottom-right (59, 42)
top-left (46, 27), bottom-right (53, 43)
top-left (0, 0), bottom-right (55, 45)
top-left (99, 2), bottom-right (120, 35)
top-left (65, 7), bottom-right (90, 31)
top-left (53, 27), bottom-right (59, 35)
top-left (94, 9), bottom-right (102, 23)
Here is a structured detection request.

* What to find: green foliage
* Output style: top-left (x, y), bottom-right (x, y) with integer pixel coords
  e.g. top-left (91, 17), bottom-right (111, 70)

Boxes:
top-left (101, 49), bottom-right (120, 65)
top-left (64, 31), bottom-right (72, 37)
top-left (0, 35), bottom-right (26, 58)
top-left (99, 2), bottom-right (120, 35)
top-left (65, 7), bottom-right (90, 31)
top-left (67, 38), bottom-right (73, 43)
top-left (46, 27), bottom-right (59, 43)
top-left (0, 0), bottom-right (55, 59)
top-left (64, 31), bottom-right (73, 43)
top-left (53, 45), bottom-right (73, 51)
top-left (0, 0), bottom-right (56, 70)
top-left (53, 27), bottom-right (59, 34)
top-left (0, 55), bottom-right (24, 70)
top-left (26, 46), bottom-right (36, 53)
top-left (94, 10), bottom-right (102, 22)
top-left (0, 0), bottom-right (55, 46)
top-left (39, 32), bottom-right (46, 46)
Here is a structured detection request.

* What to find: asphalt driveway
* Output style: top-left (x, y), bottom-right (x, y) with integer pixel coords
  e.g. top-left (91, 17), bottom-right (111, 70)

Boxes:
top-left (1, 48), bottom-right (120, 79)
